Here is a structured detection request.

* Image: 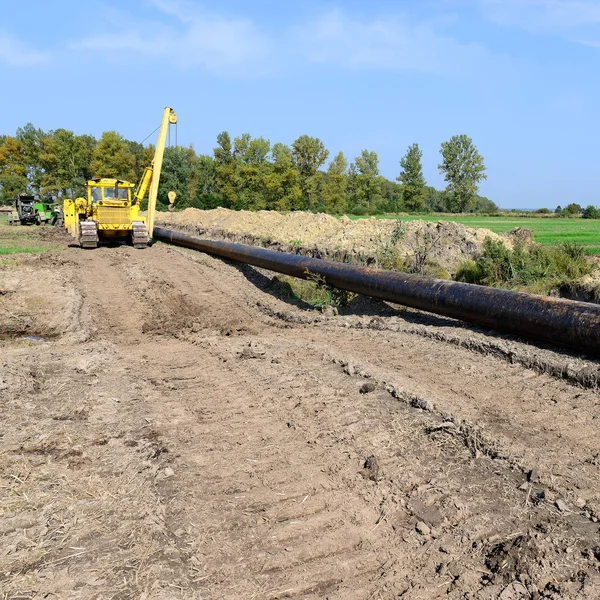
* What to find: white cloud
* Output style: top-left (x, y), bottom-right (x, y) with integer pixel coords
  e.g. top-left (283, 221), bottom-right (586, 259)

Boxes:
top-left (297, 9), bottom-right (506, 77)
top-left (0, 33), bottom-right (50, 67)
top-left (458, 0), bottom-right (600, 32)
top-left (69, 2), bottom-right (509, 79)
top-left (71, 0), bottom-right (272, 75)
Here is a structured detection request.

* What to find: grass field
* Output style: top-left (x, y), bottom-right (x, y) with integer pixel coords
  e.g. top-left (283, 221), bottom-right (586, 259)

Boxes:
top-left (351, 215), bottom-right (600, 255)
top-left (0, 214), bottom-right (60, 255)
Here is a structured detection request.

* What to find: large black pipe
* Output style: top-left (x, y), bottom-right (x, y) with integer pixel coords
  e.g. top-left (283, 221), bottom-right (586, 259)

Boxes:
top-left (154, 227), bottom-right (600, 355)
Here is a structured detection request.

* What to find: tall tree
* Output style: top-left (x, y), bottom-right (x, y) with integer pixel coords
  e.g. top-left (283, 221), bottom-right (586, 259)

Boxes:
top-left (264, 143), bottom-right (301, 211)
top-left (398, 143), bottom-right (426, 212)
top-left (438, 134), bottom-right (487, 212)
top-left (380, 179), bottom-right (403, 213)
top-left (214, 131), bottom-right (237, 205)
top-left (233, 133), bottom-right (270, 164)
top-left (15, 123), bottom-right (46, 194)
top-left (291, 135), bottom-right (329, 210)
top-left (39, 129), bottom-right (96, 197)
top-left (190, 154), bottom-right (222, 208)
top-left (91, 131), bottom-right (136, 180)
top-left (157, 146), bottom-right (194, 209)
top-left (232, 134), bottom-right (271, 210)
top-left (128, 140), bottom-right (154, 183)
top-left (321, 151), bottom-right (348, 214)
top-left (353, 149), bottom-right (383, 213)
top-left (425, 186), bottom-right (449, 212)
top-left (214, 131), bottom-right (233, 165)
top-left (0, 135), bottom-right (28, 200)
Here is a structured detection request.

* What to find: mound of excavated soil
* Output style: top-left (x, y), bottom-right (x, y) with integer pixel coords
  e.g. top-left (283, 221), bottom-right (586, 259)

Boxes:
top-left (156, 208), bottom-right (512, 276)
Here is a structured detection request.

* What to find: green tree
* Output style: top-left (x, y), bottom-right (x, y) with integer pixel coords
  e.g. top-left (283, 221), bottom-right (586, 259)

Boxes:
top-left (232, 134), bottom-right (271, 210)
top-left (214, 131), bottom-right (233, 165)
top-left (0, 135), bottom-right (27, 178)
top-left (321, 151), bottom-right (348, 214)
top-left (438, 134), bottom-right (487, 212)
top-left (91, 131), bottom-right (136, 180)
top-left (564, 203), bottom-right (582, 215)
top-left (582, 205), bottom-right (600, 219)
top-left (15, 123), bottom-right (46, 193)
top-left (264, 143), bottom-right (301, 210)
top-left (380, 179), bottom-right (403, 213)
top-left (353, 149), bottom-right (383, 213)
top-left (0, 175), bottom-right (28, 201)
top-left (234, 133), bottom-right (270, 164)
top-left (214, 131), bottom-right (237, 205)
top-left (157, 146), bottom-right (193, 209)
top-left (190, 154), bottom-right (224, 208)
top-left (472, 196), bottom-right (499, 214)
top-left (398, 143), bottom-right (426, 212)
top-left (39, 129), bottom-right (96, 197)
top-left (0, 135), bottom-right (28, 200)
top-left (292, 135), bottom-right (329, 210)
top-left (128, 140), bottom-right (154, 183)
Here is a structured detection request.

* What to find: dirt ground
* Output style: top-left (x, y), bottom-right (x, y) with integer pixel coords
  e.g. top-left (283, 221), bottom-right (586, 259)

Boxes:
top-left (1, 224), bottom-right (600, 600)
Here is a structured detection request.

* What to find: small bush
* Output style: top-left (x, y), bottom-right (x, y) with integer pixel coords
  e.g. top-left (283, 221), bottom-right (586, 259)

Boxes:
top-left (454, 259), bottom-right (482, 284)
top-left (582, 205), bottom-right (600, 219)
top-left (455, 239), bottom-right (592, 293)
top-left (303, 270), bottom-right (356, 308)
top-left (423, 263), bottom-right (450, 279)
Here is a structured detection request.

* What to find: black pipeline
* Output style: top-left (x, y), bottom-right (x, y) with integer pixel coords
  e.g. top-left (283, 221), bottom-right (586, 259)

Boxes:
top-left (154, 227), bottom-right (600, 355)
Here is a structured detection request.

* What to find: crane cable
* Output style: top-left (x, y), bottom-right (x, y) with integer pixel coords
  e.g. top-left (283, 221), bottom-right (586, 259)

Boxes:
top-left (140, 123), bottom-right (161, 146)
top-left (167, 119), bottom-right (179, 212)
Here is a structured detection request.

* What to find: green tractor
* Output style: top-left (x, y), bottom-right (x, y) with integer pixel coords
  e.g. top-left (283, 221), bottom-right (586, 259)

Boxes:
top-left (8, 194), bottom-right (55, 226)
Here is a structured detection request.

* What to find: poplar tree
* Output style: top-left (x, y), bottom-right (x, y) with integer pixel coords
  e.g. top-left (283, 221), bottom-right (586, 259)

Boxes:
top-left (438, 134), bottom-right (486, 213)
top-left (322, 151), bottom-right (348, 213)
top-left (398, 143), bottom-right (426, 212)
top-left (291, 135), bottom-right (329, 210)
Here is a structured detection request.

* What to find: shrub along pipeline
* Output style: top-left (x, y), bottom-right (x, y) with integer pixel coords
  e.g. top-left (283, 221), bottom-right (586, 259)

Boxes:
top-left (154, 227), bottom-right (600, 356)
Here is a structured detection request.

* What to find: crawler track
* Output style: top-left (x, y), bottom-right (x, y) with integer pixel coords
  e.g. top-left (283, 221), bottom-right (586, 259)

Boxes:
top-left (78, 220), bottom-right (99, 248)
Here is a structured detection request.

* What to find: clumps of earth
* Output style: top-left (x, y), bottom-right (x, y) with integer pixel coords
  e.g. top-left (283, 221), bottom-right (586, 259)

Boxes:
top-left (156, 208), bottom-right (522, 277)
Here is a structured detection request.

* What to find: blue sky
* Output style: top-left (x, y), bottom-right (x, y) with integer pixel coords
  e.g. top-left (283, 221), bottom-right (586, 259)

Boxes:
top-left (1, 0), bottom-right (600, 208)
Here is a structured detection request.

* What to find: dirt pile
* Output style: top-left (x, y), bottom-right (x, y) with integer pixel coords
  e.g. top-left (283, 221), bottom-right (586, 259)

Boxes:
top-left (156, 208), bottom-right (511, 276)
top-left (559, 270), bottom-right (600, 303)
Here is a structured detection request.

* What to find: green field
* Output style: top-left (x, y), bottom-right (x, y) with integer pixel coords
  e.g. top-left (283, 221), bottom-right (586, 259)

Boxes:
top-left (0, 214), bottom-right (59, 255)
top-left (351, 215), bottom-right (600, 255)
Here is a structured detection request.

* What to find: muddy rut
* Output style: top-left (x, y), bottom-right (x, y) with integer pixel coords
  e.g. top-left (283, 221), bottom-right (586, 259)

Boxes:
top-left (1, 234), bottom-right (600, 599)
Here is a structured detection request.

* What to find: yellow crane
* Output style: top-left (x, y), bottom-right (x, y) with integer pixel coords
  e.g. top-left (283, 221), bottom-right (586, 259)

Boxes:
top-left (64, 107), bottom-right (177, 249)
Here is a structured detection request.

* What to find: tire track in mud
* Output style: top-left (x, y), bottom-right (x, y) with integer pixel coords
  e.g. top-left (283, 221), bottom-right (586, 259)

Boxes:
top-left (116, 245), bottom-right (600, 596)
top-left (142, 247), bottom-right (600, 520)
top-left (67, 247), bottom-right (146, 341)
top-left (126, 336), bottom-right (600, 598)
top-left (277, 328), bottom-right (600, 521)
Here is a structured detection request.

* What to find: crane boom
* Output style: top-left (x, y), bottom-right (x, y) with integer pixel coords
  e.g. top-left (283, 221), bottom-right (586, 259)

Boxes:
top-left (146, 107), bottom-right (177, 237)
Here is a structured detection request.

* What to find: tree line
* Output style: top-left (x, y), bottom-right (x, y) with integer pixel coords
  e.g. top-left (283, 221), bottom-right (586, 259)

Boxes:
top-left (0, 124), bottom-right (494, 214)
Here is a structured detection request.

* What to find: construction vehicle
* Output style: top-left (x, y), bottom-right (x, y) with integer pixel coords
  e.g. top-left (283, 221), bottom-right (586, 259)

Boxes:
top-left (8, 194), bottom-right (55, 226)
top-left (63, 107), bottom-right (177, 249)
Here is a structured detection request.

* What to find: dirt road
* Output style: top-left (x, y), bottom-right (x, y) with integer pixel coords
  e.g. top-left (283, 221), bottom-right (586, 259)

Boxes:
top-left (1, 228), bottom-right (600, 599)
